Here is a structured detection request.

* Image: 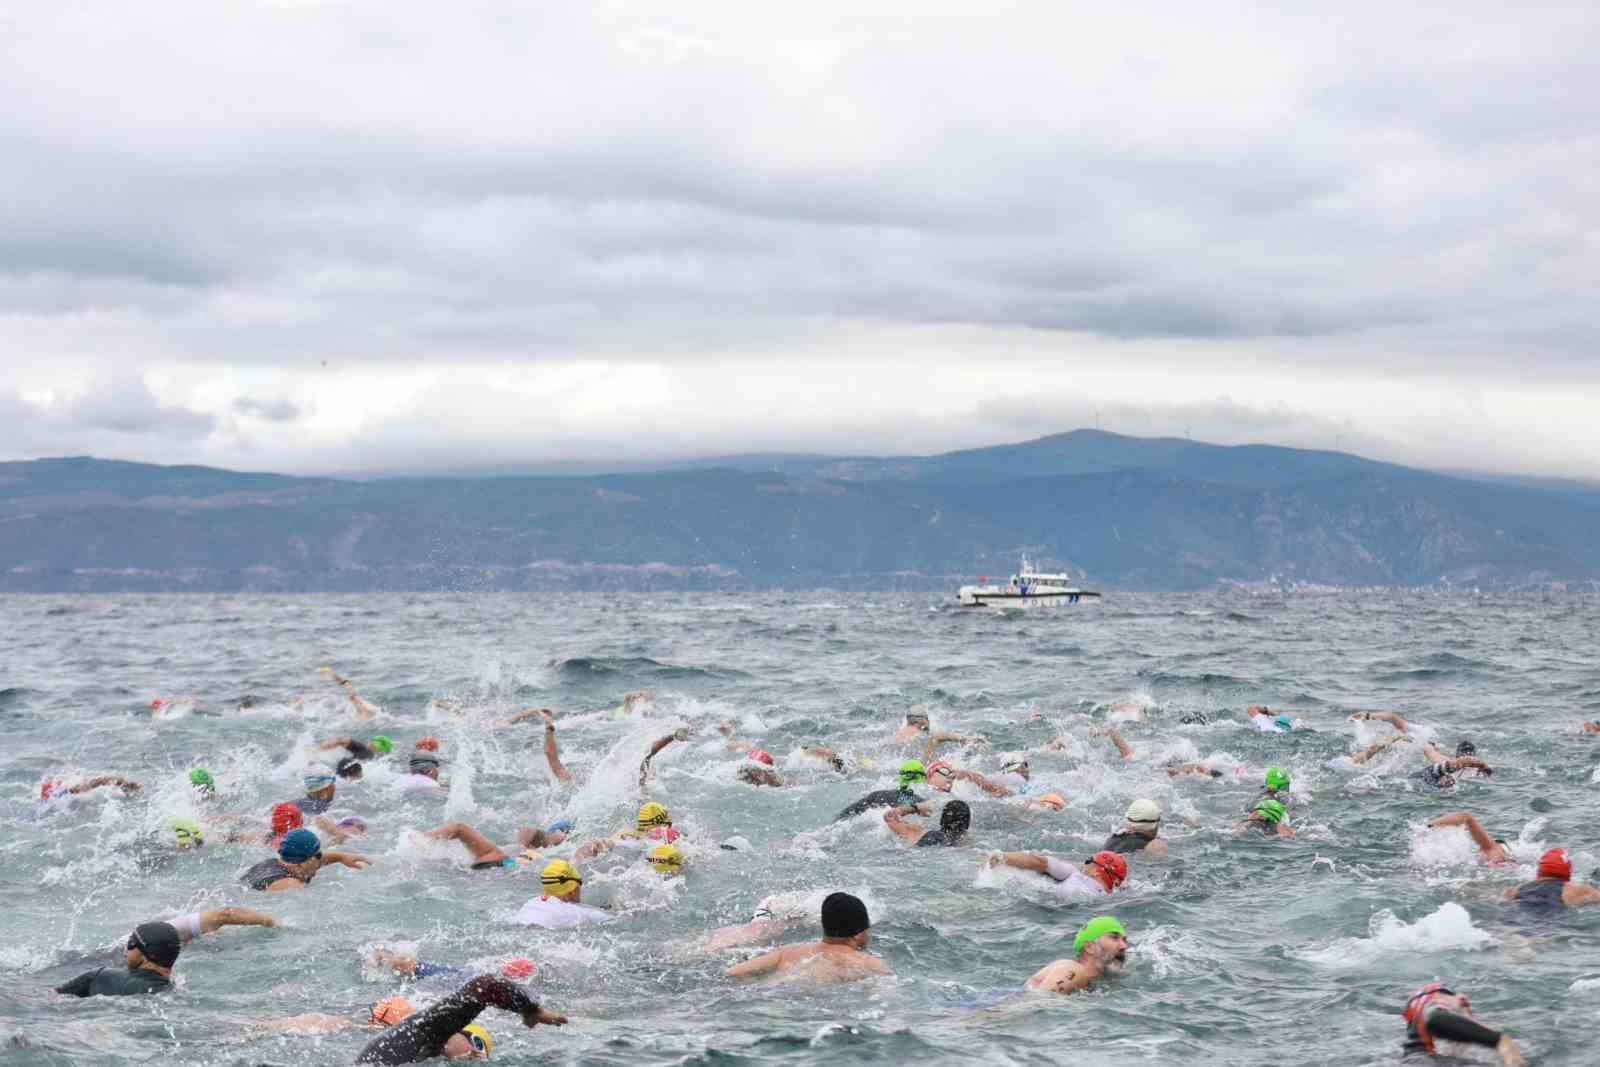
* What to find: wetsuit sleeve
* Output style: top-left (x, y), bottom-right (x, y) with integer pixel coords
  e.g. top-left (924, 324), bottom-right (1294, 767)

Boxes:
top-left (347, 740), bottom-right (377, 759)
top-left (54, 969), bottom-right (99, 997)
top-left (172, 912), bottom-right (204, 942)
top-left (356, 975), bottom-right (537, 1064)
top-left (1425, 1010), bottom-right (1502, 1048)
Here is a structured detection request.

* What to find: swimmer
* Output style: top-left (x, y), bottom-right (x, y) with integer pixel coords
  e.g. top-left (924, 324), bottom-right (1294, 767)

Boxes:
top-left (54, 921), bottom-right (183, 997)
top-left (1106, 701), bottom-right (1148, 721)
top-left (986, 849), bottom-right (1128, 896)
top-left (507, 709), bottom-right (577, 783)
top-left (258, 994), bottom-right (417, 1037)
top-left (1176, 711), bottom-right (1211, 725)
top-left (1351, 710), bottom-right (1411, 733)
top-left (423, 819), bottom-right (571, 870)
top-left (893, 711), bottom-right (984, 755)
top-left (704, 894), bottom-right (815, 950)
top-left (1237, 797), bottom-right (1294, 837)
top-left (1246, 705), bottom-right (1293, 733)
top-left (800, 745), bottom-right (848, 773)
top-left (355, 974), bottom-right (566, 1064)
top-left (240, 829), bottom-right (371, 891)
top-left (647, 842), bottom-right (684, 877)
top-left (573, 802), bottom-right (682, 862)
top-left (991, 758), bottom-right (1068, 810)
top-left (38, 774), bottom-right (141, 803)
top-left (725, 892), bottom-right (890, 982)
top-left (1402, 983), bottom-right (1525, 1065)
top-left (925, 759), bottom-right (1012, 798)
top-left (336, 756), bottom-right (365, 781)
top-left (401, 754), bottom-right (447, 791)
top-left (1167, 760), bottom-right (1224, 779)
top-left (326, 670), bottom-right (378, 720)
top-left (370, 949), bottom-right (538, 984)
top-left (1349, 731), bottom-right (1411, 765)
top-left (833, 760), bottom-right (933, 821)
top-left (638, 728), bottom-right (691, 792)
top-left (513, 859), bottom-right (612, 928)
top-left (1417, 739), bottom-right (1493, 787)
top-left (883, 799), bottom-right (970, 847)
top-left (1102, 799), bottom-right (1169, 857)
top-left (1025, 915), bottom-right (1128, 995)
top-left (1092, 726), bottom-right (1135, 761)
top-left (1426, 811), bottom-right (1511, 865)
top-left (736, 750), bottom-right (785, 788)
top-left (296, 771), bottom-right (340, 815)
top-left (316, 735), bottom-right (393, 761)
top-left (189, 768), bottom-right (217, 801)
top-left (1504, 848), bottom-right (1600, 907)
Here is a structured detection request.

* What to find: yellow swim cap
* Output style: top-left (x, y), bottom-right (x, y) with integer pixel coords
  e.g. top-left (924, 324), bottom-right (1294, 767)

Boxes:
top-left (541, 858), bottom-right (582, 899)
top-left (461, 1023), bottom-right (493, 1056)
top-left (637, 802), bottom-right (671, 831)
top-left (647, 843), bottom-right (684, 876)
top-left (171, 817), bottom-right (204, 848)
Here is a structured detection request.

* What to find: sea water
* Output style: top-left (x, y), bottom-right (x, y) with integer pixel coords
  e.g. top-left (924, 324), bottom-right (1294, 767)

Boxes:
top-left (2, 591), bottom-right (1599, 1065)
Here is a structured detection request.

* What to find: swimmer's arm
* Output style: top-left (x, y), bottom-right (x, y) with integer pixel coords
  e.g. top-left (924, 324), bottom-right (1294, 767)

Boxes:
top-left (1276, 824), bottom-right (1297, 837)
top-left (265, 877), bottom-right (309, 892)
top-left (1430, 812), bottom-right (1499, 858)
top-left (990, 851), bottom-right (1049, 874)
top-left (1584, 722), bottom-right (1600, 734)
top-left (725, 948), bottom-right (786, 978)
top-left (199, 906), bottom-right (278, 934)
top-left (882, 806), bottom-right (925, 842)
top-left (73, 776), bottom-right (140, 794)
top-left (314, 815), bottom-right (351, 844)
top-left (955, 770), bottom-right (1012, 797)
top-left (541, 713), bottom-right (574, 784)
top-left (922, 731), bottom-right (977, 760)
top-left (323, 850), bottom-right (371, 870)
top-left (506, 707), bottom-right (548, 726)
top-left (1421, 740), bottom-right (1448, 763)
top-left (1352, 711), bottom-right (1409, 732)
top-left (573, 837), bottom-right (616, 862)
top-left (333, 676), bottom-right (376, 720)
top-left (1350, 733), bottom-right (1408, 764)
top-left (638, 730), bottom-right (688, 792)
top-left (315, 736), bottom-right (355, 751)
top-left (1144, 837), bottom-right (1170, 855)
top-left (371, 948), bottom-right (419, 976)
top-left (1044, 736), bottom-right (1068, 752)
top-left (1565, 884), bottom-right (1600, 906)
top-left (53, 970), bottom-right (97, 996)
top-left (1451, 756), bottom-right (1492, 775)
top-left (1092, 727), bottom-right (1134, 761)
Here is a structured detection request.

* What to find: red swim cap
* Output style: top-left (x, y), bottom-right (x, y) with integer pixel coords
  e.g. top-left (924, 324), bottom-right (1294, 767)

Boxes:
top-left (647, 825), bottom-right (681, 843)
top-left (150, 698), bottom-right (165, 710)
top-left (1538, 848), bottom-right (1572, 881)
top-left (415, 737), bottom-right (441, 752)
top-left (500, 957), bottom-right (537, 980)
top-left (271, 802), bottom-right (304, 835)
top-left (41, 778), bottom-right (64, 801)
top-left (751, 748), bottom-right (775, 766)
top-left (1090, 850), bottom-right (1129, 889)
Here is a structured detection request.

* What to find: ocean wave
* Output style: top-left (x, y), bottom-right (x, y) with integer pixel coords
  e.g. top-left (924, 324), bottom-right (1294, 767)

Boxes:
top-left (554, 656), bottom-right (738, 680)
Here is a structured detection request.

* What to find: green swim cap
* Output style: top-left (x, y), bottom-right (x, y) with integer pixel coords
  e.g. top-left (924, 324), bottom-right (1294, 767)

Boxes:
top-left (1074, 915), bottom-right (1127, 955)
top-left (898, 759), bottom-right (927, 788)
top-left (371, 735), bottom-right (394, 754)
top-left (189, 768), bottom-right (215, 787)
top-left (1264, 767), bottom-right (1290, 791)
top-left (171, 817), bottom-right (204, 848)
top-left (1255, 797), bottom-right (1286, 824)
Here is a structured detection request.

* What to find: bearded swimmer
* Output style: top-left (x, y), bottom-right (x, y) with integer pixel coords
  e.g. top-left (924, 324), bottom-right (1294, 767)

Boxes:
top-left (986, 850), bottom-right (1128, 896)
top-left (513, 859), bottom-right (612, 928)
top-left (1025, 916), bottom-right (1129, 995)
top-left (354, 975), bottom-right (566, 1064)
top-left (1402, 983), bottom-right (1525, 1065)
top-left (725, 892), bottom-right (890, 982)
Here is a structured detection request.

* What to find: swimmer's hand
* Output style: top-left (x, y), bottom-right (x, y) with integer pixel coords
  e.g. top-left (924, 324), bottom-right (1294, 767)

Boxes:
top-left (985, 852), bottom-right (1003, 868)
top-left (325, 851), bottom-right (371, 869)
top-left (673, 727), bottom-right (692, 742)
top-left (523, 1007), bottom-right (567, 1027)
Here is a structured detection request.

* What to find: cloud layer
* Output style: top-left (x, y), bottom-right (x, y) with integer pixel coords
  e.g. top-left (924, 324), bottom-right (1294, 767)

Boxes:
top-left (3, 3), bottom-right (1597, 475)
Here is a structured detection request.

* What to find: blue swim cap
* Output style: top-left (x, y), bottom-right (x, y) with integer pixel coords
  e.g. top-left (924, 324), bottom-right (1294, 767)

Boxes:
top-left (1274, 714), bottom-right (1292, 731)
top-left (279, 828), bottom-right (322, 863)
top-left (303, 773), bottom-right (336, 794)
top-left (546, 819), bottom-right (573, 835)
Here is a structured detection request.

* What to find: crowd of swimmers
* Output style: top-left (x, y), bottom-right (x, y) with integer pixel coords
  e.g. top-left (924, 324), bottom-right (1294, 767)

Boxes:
top-left (42, 677), bottom-right (1600, 1065)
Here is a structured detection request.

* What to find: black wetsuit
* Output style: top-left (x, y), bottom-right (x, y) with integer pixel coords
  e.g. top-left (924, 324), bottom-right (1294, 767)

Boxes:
top-left (241, 857), bottom-right (305, 890)
top-left (1516, 878), bottom-right (1566, 908)
top-left (834, 788), bottom-right (924, 822)
top-left (54, 967), bottom-right (171, 997)
top-left (1403, 1011), bottom-right (1503, 1054)
top-left (915, 829), bottom-right (964, 847)
top-left (356, 975), bottom-right (538, 1064)
top-left (346, 740), bottom-right (377, 760)
top-left (1102, 830), bottom-right (1155, 854)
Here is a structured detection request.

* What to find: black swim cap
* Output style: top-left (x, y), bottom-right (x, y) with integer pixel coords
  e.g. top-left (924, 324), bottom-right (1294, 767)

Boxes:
top-left (336, 756), bottom-right (363, 779)
top-left (1456, 741), bottom-right (1477, 757)
top-left (1179, 712), bottom-right (1210, 725)
top-left (128, 922), bottom-right (181, 968)
top-left (820, 892), bottom-right (870, 938)
top-left (940, 800), bottom-right (971, 833)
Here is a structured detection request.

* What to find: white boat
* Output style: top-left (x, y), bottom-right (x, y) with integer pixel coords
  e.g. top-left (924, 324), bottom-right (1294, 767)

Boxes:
top-left (957, 557), bottom-right (1101, 608)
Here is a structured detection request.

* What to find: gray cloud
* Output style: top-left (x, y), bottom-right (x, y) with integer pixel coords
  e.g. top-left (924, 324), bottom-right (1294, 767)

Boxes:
top-left (233, 397), bottom-right (302, 422)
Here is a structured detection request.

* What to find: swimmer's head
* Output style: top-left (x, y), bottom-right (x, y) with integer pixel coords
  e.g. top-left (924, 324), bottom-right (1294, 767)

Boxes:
top-left (905, 712), bottom-right (930, 731)
top-left (637, 802), bottom-right (672, 832)
top-left (541, 858), bottom-right (582, 900)
top-left (542, 819), bottom-right (573, 846)
top-left (738, 766), bottom-right (783, 787)
top-left (302, 772), bottom-right (336, 798)
top-left (336, 815), bottom-right (367, 835)
top-left (171, 817), bottom-right (204, 849)
top-left (1001, 759), bottom-right (1030, 779)
top-left (1253, 798), bottom-right (1287, 825)
top-left (370, 996), bottom-right (416, 1027)
top-left (448, 1024), bottom-right (492, 1060)
top-left (648, 843), bottom-right (685, 877)
top-left (1456, 740), bottom-right (1477, 757)
top-left (1274, 713), bottom-right (1293, 731)
top-left (898, 759), bottom-right (927, 789)
top-left (415, 737), bottom-right (441, 752)
top-left (927, 761), bottom-right (955, 792)
top-left (335, 756), bottom-right (363, 781)
top-left (749, 748), bottom-right (775, 767)
top-left (371, 735), bottom-right (394, 755)
top-left (1538, 848), bottom-right (1572, 881)
top-left (1088, 850), bottom-right (1128, 891)
top-left (940, 800), bottom-right (971, 835)
top-left (271, 802), bottom-right (304, 836)
top-left (1264, 767), bottom-right (1290, 792)
top-left (820, 891), bottom-right (870, 944)
top-left (1125, 798), bottom-right (1162, 828)
top-left (1073, 915), bottom-right (1128, 961)
top-left (127, 921), bottom-right (181, 970)
top-left (188, 768), bottom-right (216, 799)
top-left (278, 828), bottom-right (322, 864)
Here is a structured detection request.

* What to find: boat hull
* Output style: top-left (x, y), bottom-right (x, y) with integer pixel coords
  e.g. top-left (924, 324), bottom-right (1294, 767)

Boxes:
top-left (956, 588), bottom-right (1101, 608)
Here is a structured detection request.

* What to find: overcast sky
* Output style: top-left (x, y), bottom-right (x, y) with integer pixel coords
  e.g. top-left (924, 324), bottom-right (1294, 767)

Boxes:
top-left (4, 2), bottom-right (1598, 477)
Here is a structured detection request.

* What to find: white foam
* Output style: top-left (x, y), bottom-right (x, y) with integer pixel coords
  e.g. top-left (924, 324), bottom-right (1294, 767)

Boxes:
top-left (1298, 902), bottom-right (1491, 968)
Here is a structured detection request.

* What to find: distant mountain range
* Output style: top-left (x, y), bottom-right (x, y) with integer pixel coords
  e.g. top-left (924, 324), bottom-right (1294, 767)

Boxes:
top-left (4, 431), bottom-right (1599, 592)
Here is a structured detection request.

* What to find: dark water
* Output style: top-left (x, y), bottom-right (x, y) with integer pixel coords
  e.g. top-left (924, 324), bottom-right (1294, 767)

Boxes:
top-left (3, 592), bottom-right (1599, 1065)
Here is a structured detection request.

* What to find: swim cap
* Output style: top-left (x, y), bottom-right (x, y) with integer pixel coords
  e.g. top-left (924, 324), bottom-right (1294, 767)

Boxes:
top-left (1254, 797), bottom-right (1287, 824)
top-left (271, 802), bottom-right (304, 835)
top-left (128, 921), bottom-right (182, 968)
top-left (648, 843), bottom-right (685, 875)
top-left (898, 759), bottom-right (927, 788)
top-left (279, 828), bottom-right (322, 863)
top-left (1089, 850), bottom-right (1129, 889)
top-left (545, 819), bottom-right (573, 836)
top-left (940, 800), bottom-right (971, 833)
top-left (541, 858), bottom-right (582, 899)
top-left (335, 756), bottom-right (363, 779)
top-left (750, 748), bottom-right (775, 767)
top-left (1538, 847), bottom-right (1572, 881)
top-left (171, 817), bottom-right (204, 848)
top-left (303, 772), bottom-right (336, 794)
top-left (820, 891), bottom-right (870, 938)
top-left (1456, 741), bottom-right (1477, 757)
top-left (189, 768), bottom-right (215, 789)
top-left (415, 737), bottom-right (441, 752)
top-left (370, 996), bottom-right (416, 1027)
top-left (461, 1023), bottom-right (493, 1056)
top-left (337, 815), bottom-right (367, 833)
top-left (1073, 915), bottom-right (1127, 956)
top-left (500, 957), bottom-right (537, 980)
top-left (1274, 713), bottom-right (1292, 730)
top-left (40, 778), bottom-right (64, 801)
top-left (646, 825), bottom-right (681, 843)
top-left (408, 755), bottom-right (441, 774)
top-left (1264, 767), bottom-right (1290, 792)
top-left (637, 802), bottom-right (671, 831)
top-left (371, 735), bottom-right (394, 754)
top-left (1125, 798), bottom-right (1162, 824)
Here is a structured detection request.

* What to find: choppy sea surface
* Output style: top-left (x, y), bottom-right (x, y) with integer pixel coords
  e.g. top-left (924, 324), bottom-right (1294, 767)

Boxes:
top-left (3, 591), bottom-right (1600, 1066)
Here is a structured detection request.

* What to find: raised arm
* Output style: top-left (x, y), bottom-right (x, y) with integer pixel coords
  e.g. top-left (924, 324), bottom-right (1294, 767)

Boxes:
top-left (922, 730), bottom-right (981, 760)
top-left (540, 711), bottom-right (574, 783)
top-left (1350, 733), bottom-right (1409, 765)
top-left (1093, 727), bottom-right (1134, 761)
top-left (638, 729), bottom-right (689, 792)
top-left (1351, 711), bottom-right (1410, 732)
top-left (1428, 812), bottom-right (1500, 859)
top-left (882, 806), bottom-right (926, 843)
top-left (988, 851), bottom-right (1048, 873)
